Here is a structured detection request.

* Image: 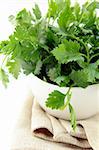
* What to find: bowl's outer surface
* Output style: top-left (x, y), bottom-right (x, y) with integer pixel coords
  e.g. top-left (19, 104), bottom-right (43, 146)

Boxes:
top-left (28, 74), bottom-right (99, 120)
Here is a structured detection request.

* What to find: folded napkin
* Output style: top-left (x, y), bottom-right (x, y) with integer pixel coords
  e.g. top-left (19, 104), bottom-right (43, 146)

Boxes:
top-left (31, 98), bottom-right (99, 150)
top-left (11, 90), bottom-right (99, 150)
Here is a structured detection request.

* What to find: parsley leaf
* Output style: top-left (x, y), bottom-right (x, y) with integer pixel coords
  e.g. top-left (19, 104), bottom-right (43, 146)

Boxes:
top-left (70, 69), bottom-right (89, 88)
top-left (46, 90), bottom-right (65, 109)
top-left (32, 4), bottom-right (42, 20)
top-left (54, 76), bottom-right (70, 86)
top-left (84, 63), bottom-right (99, 83)
top-left (47, 0), bottom-right (58, 20)
top-left (47, 65), bottom-right (61, 82)
top-left (34, 60), bottom-right (42, 75)
top-left (47, 0), bottom-right (65, 20)
top-left (58, 0), bottom-right (74, 31)
top-left (52, 40), bottom-right (83, 64)
top-left (6, 59), bottom-right (21, 79)
top-left (16, 8), bottom-right (33, 25)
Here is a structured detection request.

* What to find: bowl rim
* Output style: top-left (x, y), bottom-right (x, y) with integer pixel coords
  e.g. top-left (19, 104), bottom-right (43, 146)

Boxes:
top-left (29, 73), bottom-right (99, 90)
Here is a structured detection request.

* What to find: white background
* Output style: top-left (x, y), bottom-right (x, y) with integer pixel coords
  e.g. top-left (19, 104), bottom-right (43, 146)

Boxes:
top-left (0, 0), bottom-right (87, 149)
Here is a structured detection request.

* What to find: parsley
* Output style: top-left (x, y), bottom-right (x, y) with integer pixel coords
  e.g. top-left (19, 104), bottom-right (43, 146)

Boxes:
top-left (0, 0), bottom-right (99, 130)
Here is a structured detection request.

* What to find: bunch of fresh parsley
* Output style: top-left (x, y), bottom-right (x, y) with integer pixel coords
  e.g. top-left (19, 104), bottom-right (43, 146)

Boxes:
top-left (0, 0), bottom-right (99, 130)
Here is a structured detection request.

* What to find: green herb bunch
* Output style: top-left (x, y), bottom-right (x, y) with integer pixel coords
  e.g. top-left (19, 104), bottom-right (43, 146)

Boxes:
top-left (0, 0), bottom-right (99, 130)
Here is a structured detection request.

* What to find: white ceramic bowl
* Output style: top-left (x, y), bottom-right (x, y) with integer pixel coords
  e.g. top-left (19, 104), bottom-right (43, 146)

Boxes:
top-left (28, 74), bottom-right (99, 120)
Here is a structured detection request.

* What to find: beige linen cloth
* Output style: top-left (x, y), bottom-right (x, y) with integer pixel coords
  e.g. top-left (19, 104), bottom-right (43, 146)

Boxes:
top-left (11, 90), bottom-right (99, 150)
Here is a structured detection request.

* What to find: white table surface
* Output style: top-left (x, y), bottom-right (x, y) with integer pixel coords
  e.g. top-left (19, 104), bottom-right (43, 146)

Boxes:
top-left (0, 0), bottom-right (86, 149)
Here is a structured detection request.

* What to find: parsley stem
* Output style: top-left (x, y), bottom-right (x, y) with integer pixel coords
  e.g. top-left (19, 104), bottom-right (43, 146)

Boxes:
top-left (42, 55), bottom-right (52, 64)
top-left (80, 53), bottom-right (88, 60)
top-left (65, 86), bottom-right (72, 96)
top-left (89, 53), bottom-right (99, 62)
top-left (60, 86), bottom-right (72, 110)
top-left (69, 103), bottom-right (77, 131)
top-left (64, 84), bottom-right (74, 103)
top-left (64, 85), bottom-right (77, 131)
